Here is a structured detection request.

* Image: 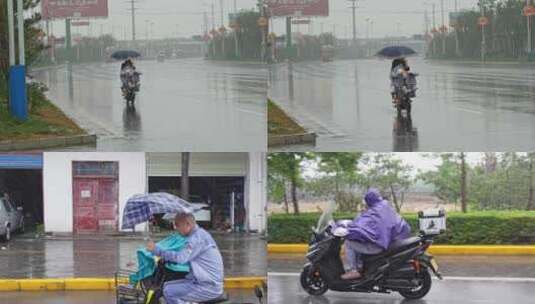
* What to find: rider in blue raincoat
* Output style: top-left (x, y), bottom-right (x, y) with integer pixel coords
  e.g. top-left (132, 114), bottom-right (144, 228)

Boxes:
top-left (147, 213), bottom-right (224, 304)
top-left (340, 188), bottom-right (411, 280)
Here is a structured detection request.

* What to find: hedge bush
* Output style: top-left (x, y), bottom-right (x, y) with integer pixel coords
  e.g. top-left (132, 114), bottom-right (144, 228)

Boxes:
top-left (268, 211), bottom-right (535, 245)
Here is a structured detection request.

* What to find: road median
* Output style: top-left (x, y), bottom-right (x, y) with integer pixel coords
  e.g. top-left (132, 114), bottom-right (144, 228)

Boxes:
top-left (268, 244), bottom-right (535, 255)
top-left (0, 276), bottom-right (266, 291)
top-left (268, 99), bottom-right (316, 147)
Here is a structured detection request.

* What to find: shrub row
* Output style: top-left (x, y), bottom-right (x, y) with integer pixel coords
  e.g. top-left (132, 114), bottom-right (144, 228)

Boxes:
top-left (268, 211), bottom-right (535, 245)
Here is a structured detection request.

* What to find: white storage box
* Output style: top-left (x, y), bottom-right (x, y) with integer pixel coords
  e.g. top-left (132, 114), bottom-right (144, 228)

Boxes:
top-left (418, 208), bottom-right (446, 236)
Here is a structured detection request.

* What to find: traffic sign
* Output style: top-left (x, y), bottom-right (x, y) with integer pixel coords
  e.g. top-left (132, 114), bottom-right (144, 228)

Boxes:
top-left (478, 16), bottom-right (489, 26)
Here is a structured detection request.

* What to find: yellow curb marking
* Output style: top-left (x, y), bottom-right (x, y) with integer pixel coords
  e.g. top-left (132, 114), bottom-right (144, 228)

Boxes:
top-left (0, 277), bottom-right (266, 292)
top-left (267, 244), bottom-right (535, 255)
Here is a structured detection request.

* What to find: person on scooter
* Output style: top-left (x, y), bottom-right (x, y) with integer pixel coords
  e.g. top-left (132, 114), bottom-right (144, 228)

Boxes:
top-left (120, 59), bottom-right (140, 95)
top-left (340, 188), bottom-right (411, 280)
top-left (146, 213), bottom-right (224, 304)
top-left (390, 58), bottom-right (410, 103)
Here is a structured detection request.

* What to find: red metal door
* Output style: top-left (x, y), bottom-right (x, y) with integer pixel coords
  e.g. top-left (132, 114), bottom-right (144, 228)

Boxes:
top-left (73, 162), bottom-right (119, 234)
top-left (96, 178), bottom-right (118, 232)
top-left (73, 179), bottom-right (99, 233)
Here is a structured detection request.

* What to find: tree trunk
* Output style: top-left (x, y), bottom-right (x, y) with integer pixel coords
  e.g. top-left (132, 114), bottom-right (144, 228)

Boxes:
top-left (390, 185), bottom-right (400, 213)
top-left (291, 177), bottom-right (299, 214)
top-left (283, 181), bottom-right (289, 214)
top-left (528, 155), bottom-right (534, 211)
top-left (460, 152), bottom-right (467, 213)
top-left (335, 171), bottom-right (340, 205)
top-left (181, 152), bottom-right (190, 201)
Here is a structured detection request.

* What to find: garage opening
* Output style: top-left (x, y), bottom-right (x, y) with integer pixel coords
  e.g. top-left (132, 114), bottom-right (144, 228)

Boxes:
top-left (0, 154), bottom-right (44, 232)
top-left (149, 176), bottom-right (245, 231)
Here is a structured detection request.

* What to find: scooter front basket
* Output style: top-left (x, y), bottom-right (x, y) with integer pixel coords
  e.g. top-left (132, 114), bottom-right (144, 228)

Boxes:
top-left (115, 269), bottom-right (145, 304)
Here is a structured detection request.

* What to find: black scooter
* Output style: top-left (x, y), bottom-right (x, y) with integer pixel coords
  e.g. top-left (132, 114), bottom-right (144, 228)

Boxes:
top-left (300, 209), bottom-right (442, 300)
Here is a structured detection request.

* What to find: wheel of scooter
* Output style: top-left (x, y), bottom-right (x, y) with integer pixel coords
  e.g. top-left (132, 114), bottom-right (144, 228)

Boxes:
top-left (300, 265), bottom-right (328, 296)
top-left (398, 269), bottom-right (432, 300)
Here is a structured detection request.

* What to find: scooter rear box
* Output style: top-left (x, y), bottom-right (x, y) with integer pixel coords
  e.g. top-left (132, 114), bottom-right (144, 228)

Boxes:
top-left (418, 208), bottom-right (446, 236)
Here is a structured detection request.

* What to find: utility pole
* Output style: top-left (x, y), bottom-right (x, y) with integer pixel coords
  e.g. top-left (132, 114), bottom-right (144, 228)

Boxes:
top-left (7, 0), bottom-right (16, 67)
top-left (348, 0), bottom-right (357, 46)
top-left (424, 7), bottom-right (429, 37)
top-left (441, 0), bottom-right (446, 56)
top-left (432, 3), bottom-right (436, 56)
top-left (454, 0), bottom-right (460, 57)
top-left (460, 152), bottom-right (467, 213)
top-left (211, 1), bottom-right (216, 57)
top-left (7, 0), bottom-right (28, 120)
top-left (130, 0), bottom-right (136, 41)
top-left (366, 18), bottom-right (370, 56)
top-left (220, 0), bottom-right (224, 27)
top-left (528, 0), bottom-right (533, 56)
top-left (233, 0), bottom-right (239, 59)
top-left (480, 1), bottom-right (486, 62)
top-left (220, 0), bottom-right (225, 57)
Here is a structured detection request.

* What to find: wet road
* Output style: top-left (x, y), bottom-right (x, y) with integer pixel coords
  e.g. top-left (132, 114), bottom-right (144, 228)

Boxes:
top-left (32, 58), bottom-right (267, 152)
top-left (269, 274), bottom-right (535, 304)
top-left (0, 290), bottom-right (260, 304)
top-left (269, 254), bottom-right (535, 278)
top-left (0, 234), bottom-right (266, 278)
top-left (268, 59), bottom-right (535, 151)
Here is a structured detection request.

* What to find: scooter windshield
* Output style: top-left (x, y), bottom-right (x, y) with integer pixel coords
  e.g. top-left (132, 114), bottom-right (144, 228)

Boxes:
top-left (315, 202), bottom-right (335, 233)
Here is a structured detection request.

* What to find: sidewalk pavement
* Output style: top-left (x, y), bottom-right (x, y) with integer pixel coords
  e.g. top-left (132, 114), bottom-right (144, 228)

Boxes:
top-left (0, 233), bottom-right (266, 279)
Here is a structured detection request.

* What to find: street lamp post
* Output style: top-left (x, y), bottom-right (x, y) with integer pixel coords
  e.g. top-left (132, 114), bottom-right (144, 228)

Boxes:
top-left (528, 0), bottom-right (533, 56)
top-left (6, 0), bottom-right (28, 120)
top-left (348, 0), bottom-right (357, 47)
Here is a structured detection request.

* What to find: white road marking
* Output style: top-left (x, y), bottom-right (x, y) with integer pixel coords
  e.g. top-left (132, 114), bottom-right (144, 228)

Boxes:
top-left (456, 107), bottom-right (483, 115)
top-left (268, 272), bottom-right (535, 283)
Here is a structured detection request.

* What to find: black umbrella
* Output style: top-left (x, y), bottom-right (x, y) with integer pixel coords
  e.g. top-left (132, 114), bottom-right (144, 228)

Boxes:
top-left (111, 50), bottom-right (141, 60)
top-left (376, 46), bottom-right (417, 59)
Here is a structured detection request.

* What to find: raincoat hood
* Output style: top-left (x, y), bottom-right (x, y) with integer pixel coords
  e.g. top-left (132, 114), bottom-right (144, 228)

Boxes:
top-left (345, 188), bottom-right (411, 250)
top-left (364, 188), bottom-right (383, 207)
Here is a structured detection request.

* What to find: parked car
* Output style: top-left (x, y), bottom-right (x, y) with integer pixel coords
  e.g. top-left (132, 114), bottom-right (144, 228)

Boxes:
top-left (0, 197), bottom-right (24, 241)
top-left (191, 202), bottom-right (211, 223)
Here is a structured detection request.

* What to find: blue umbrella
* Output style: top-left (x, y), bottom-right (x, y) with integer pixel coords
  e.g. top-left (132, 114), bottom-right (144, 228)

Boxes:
top-left (122, 192), bottom-right (199, 230)
top-left (111, 50), bottom-right (141, 60)
top-left (376, 46), bottom-right (417, 59)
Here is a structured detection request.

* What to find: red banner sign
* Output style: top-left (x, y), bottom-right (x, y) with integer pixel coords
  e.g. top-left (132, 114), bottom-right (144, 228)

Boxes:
top-left (42, 0), bottom-right (109, 20)
top-left (267, 0), bottom-right (329, 17)
top-left (524, 6), bottom-right (535, 17)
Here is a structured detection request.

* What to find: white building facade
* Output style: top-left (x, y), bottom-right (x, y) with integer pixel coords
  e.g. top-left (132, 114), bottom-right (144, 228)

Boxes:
top-left (43, 152), bottom-right (266, 234)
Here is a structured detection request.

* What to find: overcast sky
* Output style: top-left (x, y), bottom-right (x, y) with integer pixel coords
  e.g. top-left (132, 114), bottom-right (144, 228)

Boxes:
top-left (41, 0), bottom-right (481, 40)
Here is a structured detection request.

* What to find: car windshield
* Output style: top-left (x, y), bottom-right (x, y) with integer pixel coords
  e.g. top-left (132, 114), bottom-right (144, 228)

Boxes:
top-left (315, 202), bottom-right (335, 233)
top-left (1, 199), bottom-right (12, 212)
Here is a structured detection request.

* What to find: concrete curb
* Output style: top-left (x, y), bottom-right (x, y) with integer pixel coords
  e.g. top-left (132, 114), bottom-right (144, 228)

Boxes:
top-left (0, 277), bottom-right (266, 292)
top-left (268, 244), bottom-right (535, 255)
top-left (0, 134), bottom-right (96, 151)
top-left (268, 132), bottom-right (316, 147)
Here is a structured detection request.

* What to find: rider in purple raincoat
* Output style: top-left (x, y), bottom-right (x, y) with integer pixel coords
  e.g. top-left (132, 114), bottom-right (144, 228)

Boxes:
top-left (340, 188), bottom-right (411, 280)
